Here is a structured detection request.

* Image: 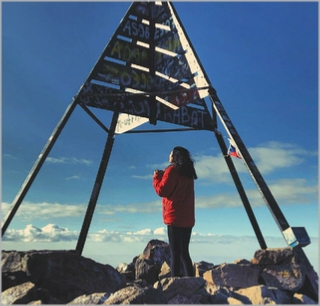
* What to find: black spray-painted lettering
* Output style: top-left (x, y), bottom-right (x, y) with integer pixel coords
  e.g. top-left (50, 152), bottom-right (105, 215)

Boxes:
top-left (78, 82), bottom-right (213, 130)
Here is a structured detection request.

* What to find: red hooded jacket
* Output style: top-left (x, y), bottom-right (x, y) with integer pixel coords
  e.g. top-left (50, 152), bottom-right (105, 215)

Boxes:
top-left (153, 165), bottom-right (195, 228)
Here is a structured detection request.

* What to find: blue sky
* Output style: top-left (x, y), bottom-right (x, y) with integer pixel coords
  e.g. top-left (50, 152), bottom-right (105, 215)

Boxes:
top-left (2, 2), bottom-right (318, 271)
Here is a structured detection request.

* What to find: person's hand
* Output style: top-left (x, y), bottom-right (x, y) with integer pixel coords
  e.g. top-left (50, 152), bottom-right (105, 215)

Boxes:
top-left (154, 169), bottom-right (164, 176)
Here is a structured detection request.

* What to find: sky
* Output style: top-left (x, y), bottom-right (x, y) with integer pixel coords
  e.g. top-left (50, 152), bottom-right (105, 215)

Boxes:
top-left (1, 1), bottom-right (318, 272)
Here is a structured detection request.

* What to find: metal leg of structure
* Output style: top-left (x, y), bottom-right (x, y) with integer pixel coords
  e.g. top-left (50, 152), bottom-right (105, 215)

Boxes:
top-left (1, 99), bottom-right (78, 236)
top-left (75, 111), bottom-right (119, 256)
top-left (209, 88), bottom-right (318, 301)
top-left (214, 129), bottom-right (267, 250)
top-left (209, 89), bottom-right (291, 233)
top-left (293, 246), bottom-right (319, 302)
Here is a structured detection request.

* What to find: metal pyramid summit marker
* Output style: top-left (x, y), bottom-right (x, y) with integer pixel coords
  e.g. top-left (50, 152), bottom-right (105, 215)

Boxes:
top-left (75, 1), bottom-right (213, 129)
top-left (2, 2), bottom-right (318, 299)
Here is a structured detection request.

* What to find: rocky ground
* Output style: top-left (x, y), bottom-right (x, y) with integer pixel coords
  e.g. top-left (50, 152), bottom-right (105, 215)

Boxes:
top-left (1, 239), bottom-right (318, 304)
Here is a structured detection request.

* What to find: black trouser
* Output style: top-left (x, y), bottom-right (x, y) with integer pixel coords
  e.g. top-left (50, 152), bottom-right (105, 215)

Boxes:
top-left (167, 225), bottom-right (194, 277)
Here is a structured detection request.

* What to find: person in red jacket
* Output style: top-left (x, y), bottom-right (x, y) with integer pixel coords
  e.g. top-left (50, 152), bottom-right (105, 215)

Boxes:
top-left (153, 146), bottom-right (197, 277)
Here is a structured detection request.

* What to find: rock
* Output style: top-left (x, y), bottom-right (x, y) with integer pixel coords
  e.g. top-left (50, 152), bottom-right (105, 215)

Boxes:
top-left (208, 287), bottom-right (233, 304)
top-left (68, 292), bottom-right (110, 304)
top-left (235, 285), bottom-right (292, 304)
top-left (116, 262), bottom-right (135, 281)
top-left (129, 278), bottom-right (149, 288)
top-left (203, 262), bottom-right (261, 288)
top-left (154, 276), bottom-right (206, 302)
top-left (252, 247), bottom-right (306, 292)
top-left (134, 255), bottom-right (160, 284)
top-left (261, 262), bottom-right (305, 292)
top-left (2, 251), bottom-right (31, 291)
top-left (227, 296), bottom-right (245, 304)
top-left (33, 287), bottom-right (63, 304)
top-left (167, 293), bottom-right (191, 304)
top-left (167, 292), bottom-right (203, 304)
top-left (203, 281), bottom-right (220, 295)
top-left (135, 239), bottom-right (171, 284)
top-left (142, 239), bottom-right (171, 265)
top-left (195, 261), bottom-right (214, 277)
top-left (2, 282), bottom-right (62, 305)
top-left (159, 261), bottom-right (171, 280)
top-left (292, 293), bottom-right (317, 304)
top-left (2, 250), bottom-right (126, 304)
top-left (103, 284), bottom-right (166, 304)
top-left (293, 247), bottom-right (319, 302)
top-left (252, 248), bottom-right (294, 265)
top-left (234, 258), bottom-right (251, 265)
top-left (1, 282), bottom-right (37, 305)
top-left (2, 243), bottom-right (317, 304)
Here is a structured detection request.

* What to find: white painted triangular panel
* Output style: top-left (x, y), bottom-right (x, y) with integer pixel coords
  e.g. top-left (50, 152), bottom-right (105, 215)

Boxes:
top-left (168, 2), bottom-right (209, 99)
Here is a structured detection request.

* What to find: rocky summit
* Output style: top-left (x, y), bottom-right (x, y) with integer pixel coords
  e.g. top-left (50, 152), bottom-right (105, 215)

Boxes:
top-left (1, 239), bottom-right (318, 304)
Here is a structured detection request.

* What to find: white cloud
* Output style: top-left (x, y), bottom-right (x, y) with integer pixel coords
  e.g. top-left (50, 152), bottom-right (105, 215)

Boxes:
top-left (2, 225), bottom-right (159, 244)
top-left (71, 157), bottom-right (92, 166)
top-left (267, 178), bottom-right (318, 205)
top-left (154, 227), bottom-right (166, 235)
top-left (147, 162), bottom-right (169, 170)
top-left (196, 193), bottom-right (243, 209)
top-left (2, 175), bottom-right (316, 226)
top-left (132, 174), bottom-right (153, 180)
top-left (2, 201), bottom-right (87, 221)
top-left (127, 228), bottom-right (153, 235)
top-left (196, 177), bottom-right (317, 209)
top-left (3, 154), bottom-right (18, 160)
top-left (3, 224), bottom-right (78, 242)
top-left (1, 200), bottom-right (162, 224)
top-left (46, 157), bottom-right (92, 166)
top-left (104, 201), bottom-right (162, 214)
top-left (46, 157), bottom-right (68, 164)
top-left (194, 141), bottom-right (315, 183)
top-left (3, 223), bottom-right (318, 245)
top-left (249, 141), bottom-right (310, 174)
top-left (194, 154), bottom-right (231, 183)
top-left (2, 224), bottom-right (318, 272)
top-left (65, 175), bottom-right (81, 180)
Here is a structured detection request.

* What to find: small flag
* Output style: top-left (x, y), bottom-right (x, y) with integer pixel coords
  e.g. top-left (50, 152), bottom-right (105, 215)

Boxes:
top-left (228, 138), bottom-right (241, 159)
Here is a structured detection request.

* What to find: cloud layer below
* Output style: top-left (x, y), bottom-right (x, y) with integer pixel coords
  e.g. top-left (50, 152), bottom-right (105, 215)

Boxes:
top-left (2, 223), bottom-right (318, 245)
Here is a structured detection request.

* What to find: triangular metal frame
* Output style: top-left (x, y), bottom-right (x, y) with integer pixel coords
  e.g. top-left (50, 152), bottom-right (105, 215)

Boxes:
top-left (2, 2), bottom-right (317, 299)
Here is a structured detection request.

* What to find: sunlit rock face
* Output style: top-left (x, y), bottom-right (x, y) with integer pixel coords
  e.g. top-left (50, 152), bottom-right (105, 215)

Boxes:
top-left (1, 241), bottom-right (318, 304)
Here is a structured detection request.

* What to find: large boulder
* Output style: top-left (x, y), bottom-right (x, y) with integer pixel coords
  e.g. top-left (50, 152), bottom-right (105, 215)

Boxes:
top-left (141, 239), bottom-right (171, 265)
top-left (135, 239), bottom-right (171, 284)
top-left (154, 277), bottom-right (208, 304)
top-left (2, 250), bottom-right (126, 304)
top-left (203, 262), bottom-right (261, 288)
top-left (252, 248), bottom-right (294, 265)
top-left (252, 248), bottom-right (306, 292)
top-left (235, 285), bottom-right (293, 304)
top-left (134, 256), bottom-right (160, 284)
top-left (103, 283), bottom-right (167, 304)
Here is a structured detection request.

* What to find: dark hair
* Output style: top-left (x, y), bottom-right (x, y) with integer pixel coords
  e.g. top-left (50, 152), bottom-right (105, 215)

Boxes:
top-left (171, 146), bottom-right (198, 180)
